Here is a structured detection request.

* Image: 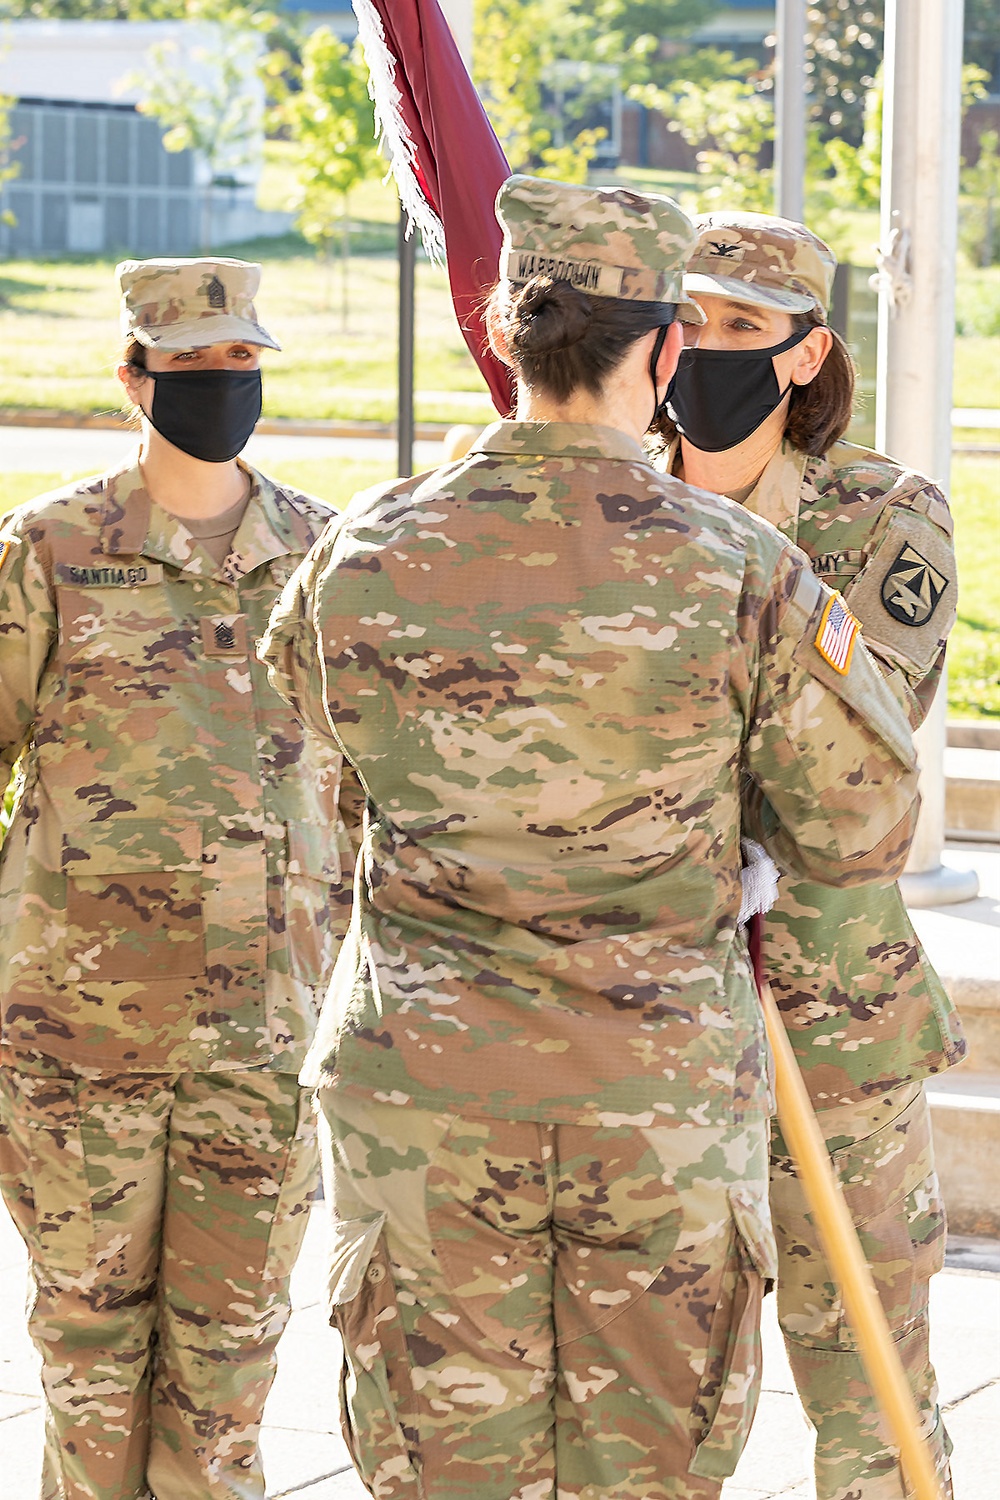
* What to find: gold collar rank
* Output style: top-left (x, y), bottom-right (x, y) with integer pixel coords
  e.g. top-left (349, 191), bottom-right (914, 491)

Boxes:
top-left (880, 542), bottom-right (949, 627)
top-left (815, 592), bottom-right (860, 674)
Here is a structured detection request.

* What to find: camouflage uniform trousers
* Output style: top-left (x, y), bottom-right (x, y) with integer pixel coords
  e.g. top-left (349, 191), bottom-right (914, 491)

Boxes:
top-left (318, 1087), bottom-right (778, 1500)
top-left (769, 1081), bottom-right (953, 1500)
top-left (0, 1063), bottom-right (319, 1500)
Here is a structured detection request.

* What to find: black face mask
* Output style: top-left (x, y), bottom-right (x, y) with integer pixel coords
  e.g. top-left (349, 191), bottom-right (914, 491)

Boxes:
top-left (665, 328), bottom-right (810, 452)
top-left (142, 368), bottom-right (262, 463)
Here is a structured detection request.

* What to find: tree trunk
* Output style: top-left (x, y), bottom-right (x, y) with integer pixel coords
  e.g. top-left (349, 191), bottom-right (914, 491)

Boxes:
top-left (201, 179), bottom-right (214, 254)
top-left (341, 196), bottom-right (350, 335)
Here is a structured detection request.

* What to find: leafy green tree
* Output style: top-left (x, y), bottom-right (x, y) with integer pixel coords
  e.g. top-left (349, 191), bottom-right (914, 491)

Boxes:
top-left (473, 0), bottom-right (722, 181)
top-left (0, 88), bottom-right (23, 237)
top-left (473, 0), bottom-right (602, 181)
top-left (127, 19), bottom-right (263, 249)
top-left (803, 2), bottom-right (883, 146)
top-left (281, 27), bottom-right (381, 326)
top-left (961, 128), bottom-right (1000, 267)
top-left (802, 2), bottom-right (1000, 147)
top-left (633, 51), bottom-right (774, 212)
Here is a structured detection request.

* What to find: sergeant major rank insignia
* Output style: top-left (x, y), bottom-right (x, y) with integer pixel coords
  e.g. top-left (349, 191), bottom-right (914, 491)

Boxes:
top-left (880, 543), bottom-right (949, 627)
top-left (205, 274), bottom-right (227, 309)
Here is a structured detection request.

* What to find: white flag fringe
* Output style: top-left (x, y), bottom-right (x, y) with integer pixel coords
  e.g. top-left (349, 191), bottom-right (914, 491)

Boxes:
top-left (351, 0), bottom-right (447, 262)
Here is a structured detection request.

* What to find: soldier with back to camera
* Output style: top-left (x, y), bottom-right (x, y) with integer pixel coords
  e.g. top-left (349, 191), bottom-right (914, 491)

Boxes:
top-left (261, 176), bottom-right (924, 1500)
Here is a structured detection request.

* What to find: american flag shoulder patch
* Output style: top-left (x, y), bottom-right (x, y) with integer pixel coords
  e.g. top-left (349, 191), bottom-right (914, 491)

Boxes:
top-left (814, 593), bottom-right (860, 675)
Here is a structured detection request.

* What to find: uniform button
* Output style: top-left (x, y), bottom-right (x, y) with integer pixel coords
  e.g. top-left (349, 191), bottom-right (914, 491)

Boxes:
top-left (366, 1262), bottom-right (386, 1284)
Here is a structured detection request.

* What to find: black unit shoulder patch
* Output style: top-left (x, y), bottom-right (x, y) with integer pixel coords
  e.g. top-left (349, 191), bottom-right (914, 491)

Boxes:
top-left (880, 542), bottom-right (950, 627)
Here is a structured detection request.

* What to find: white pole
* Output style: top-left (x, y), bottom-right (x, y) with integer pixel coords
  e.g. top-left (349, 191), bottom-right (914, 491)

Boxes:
top-left (876, 0), bottom-right (977, 908)
top-left (439, 0), bottom-right (473, 67)
top-left (774, 0), bottom-right (807, 222)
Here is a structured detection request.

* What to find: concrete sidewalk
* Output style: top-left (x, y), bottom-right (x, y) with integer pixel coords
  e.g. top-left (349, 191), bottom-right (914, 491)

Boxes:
top-left (2, 840), bottom-right (997, 1498)
top-left (2, 1203), bottom-right (997, 1500)
top-left (0, 422), bottom-right (448, 477)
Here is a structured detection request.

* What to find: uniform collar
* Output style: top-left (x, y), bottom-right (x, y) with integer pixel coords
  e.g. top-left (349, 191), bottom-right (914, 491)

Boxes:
top-left (742, 440), bottom-right (809, 542)
top-left (99, 459), bottom-right (309, 579)
top-left (477, 419), bottom-right (651, 465)
top-left (662, 435), bottom-right (808, 542)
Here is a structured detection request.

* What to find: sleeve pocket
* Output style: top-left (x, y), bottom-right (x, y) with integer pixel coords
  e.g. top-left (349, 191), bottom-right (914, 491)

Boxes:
top-left (791, 594), bottom-right (917, 774)
top-left (842, 509), bottom-right (956, 678)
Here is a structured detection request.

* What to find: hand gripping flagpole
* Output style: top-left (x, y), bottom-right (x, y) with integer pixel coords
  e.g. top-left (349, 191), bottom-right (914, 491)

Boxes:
top-left (741, 845), bottom-right (943, 1500)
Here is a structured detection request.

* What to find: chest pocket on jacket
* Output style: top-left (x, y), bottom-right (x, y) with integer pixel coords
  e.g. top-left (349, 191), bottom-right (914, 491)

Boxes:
top-left (62, 819), bottom-right (204, 982)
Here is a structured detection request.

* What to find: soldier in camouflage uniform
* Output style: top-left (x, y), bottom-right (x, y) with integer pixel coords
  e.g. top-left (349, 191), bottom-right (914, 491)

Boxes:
top-left (0, 258), bottom-right (358, 1500)
top-left (652, 212), bottom-right (965, 1500)
top-left (260, 176), bottom-right (923, 1500)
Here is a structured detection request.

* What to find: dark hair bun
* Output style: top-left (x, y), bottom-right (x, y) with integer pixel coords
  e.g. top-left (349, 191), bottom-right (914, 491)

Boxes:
top-left (509, 276), bottom-right (593, 356)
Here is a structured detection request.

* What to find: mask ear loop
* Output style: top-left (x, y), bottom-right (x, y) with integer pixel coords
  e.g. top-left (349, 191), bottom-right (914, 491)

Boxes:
top-left (647, 322), bottom-right (672, 430)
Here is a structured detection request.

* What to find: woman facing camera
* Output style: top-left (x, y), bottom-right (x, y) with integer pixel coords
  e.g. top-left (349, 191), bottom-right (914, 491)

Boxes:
top-left (0, 256), bottom-right (358, 1500)
top-left (654, 212), bottom-right (963, 1500)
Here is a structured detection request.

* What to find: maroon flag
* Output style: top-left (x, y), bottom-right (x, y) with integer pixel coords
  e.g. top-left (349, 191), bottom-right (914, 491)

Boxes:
top-left (352, 0), bottom-right (514, 414)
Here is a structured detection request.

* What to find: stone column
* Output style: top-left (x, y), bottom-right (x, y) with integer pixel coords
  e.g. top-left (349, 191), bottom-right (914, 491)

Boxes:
top-left (876, 0), bottom-right (978, 907)
top-left (774, 0), bottom-right (807, 222)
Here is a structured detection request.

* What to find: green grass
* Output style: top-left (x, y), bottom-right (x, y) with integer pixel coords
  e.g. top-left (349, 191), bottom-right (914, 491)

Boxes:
top-left (954, 264), bottom-right (1000, 338)
top-left (949, 452), bottom-right (1000, 719)
top-left (0, 247), bottom-right (496, 426)
top-left (952, 336), bottom-right (1000, 411)
top-left (0, 458), bottom-right (394, 520)
top-left (0, 226), bottom-right (993, 424)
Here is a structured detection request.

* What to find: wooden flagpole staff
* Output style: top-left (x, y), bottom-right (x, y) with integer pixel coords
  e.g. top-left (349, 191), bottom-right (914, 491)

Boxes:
top-left (757, 971), bottom-right (943, 1500)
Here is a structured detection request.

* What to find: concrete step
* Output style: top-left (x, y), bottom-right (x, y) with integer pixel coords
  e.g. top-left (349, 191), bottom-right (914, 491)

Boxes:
top-left (908, 844), bottom-right (999, 1236)
top-left (948, 720), bottom-right (1000, 752)
top-left (945, 745), bottom-right (1000, 842)
top-left (926, 1072), bottom-right (1000, 1238)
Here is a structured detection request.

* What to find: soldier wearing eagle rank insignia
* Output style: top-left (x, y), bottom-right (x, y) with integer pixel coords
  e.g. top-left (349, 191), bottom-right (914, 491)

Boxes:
top-left (653, 211), bottom-right (964, 1500)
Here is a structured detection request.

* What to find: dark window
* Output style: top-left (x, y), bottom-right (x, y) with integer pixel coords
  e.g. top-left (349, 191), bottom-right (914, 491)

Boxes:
top-left (106, 115), bottom-right (132, 185)
top-left (41, 111), bottom-right (68, 184)
top-left (73, 113), bottom-right (99, 185)
top-left (41, 192), bottom-right (68, 251)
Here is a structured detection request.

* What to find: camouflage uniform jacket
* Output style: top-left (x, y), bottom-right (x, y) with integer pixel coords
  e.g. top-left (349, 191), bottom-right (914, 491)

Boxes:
top-left (261, 420), bottom-right (920, 1129)
top-left (662, 435), bottom-right (966, 1103)
top-left (0, 459), bottom-right (357, 1075)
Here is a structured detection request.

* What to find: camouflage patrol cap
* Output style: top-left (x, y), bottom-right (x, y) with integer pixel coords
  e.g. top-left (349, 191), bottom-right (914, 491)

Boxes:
top-left (496, 174), bottom-right (705, 322)
top-left (685, 213), bottom-right (837, 320)
top-left (116, 256), bottom-right (281, 352)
